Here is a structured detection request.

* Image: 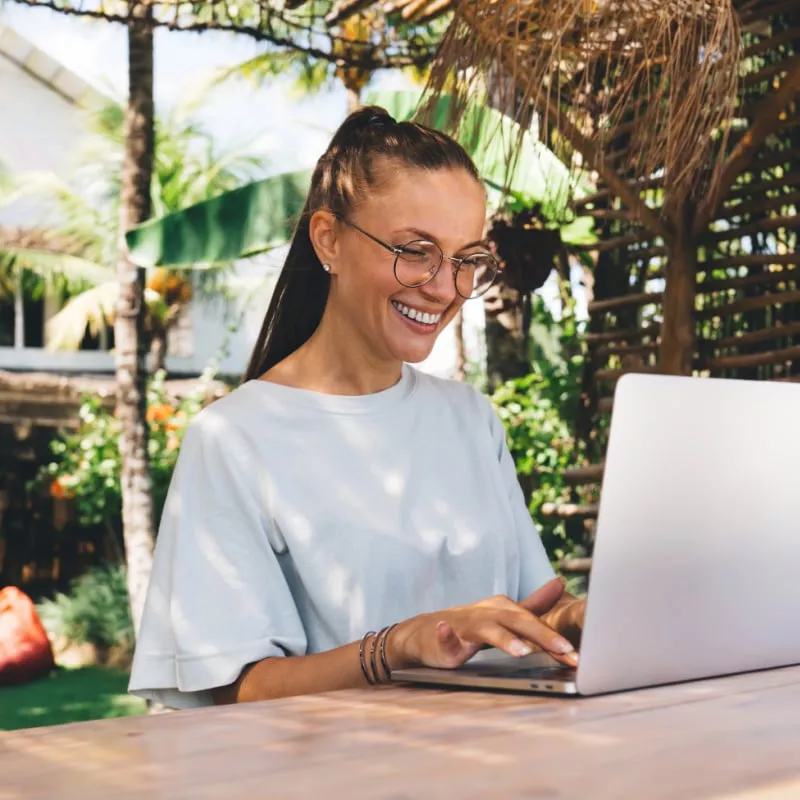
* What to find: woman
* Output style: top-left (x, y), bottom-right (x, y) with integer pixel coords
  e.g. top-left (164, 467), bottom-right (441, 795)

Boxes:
top-left (129, 107), bottom-right (585, 709)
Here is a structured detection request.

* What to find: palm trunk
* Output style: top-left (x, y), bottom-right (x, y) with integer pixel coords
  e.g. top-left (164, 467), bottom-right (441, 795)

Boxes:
top-left (346, 85), bottom-right (361, 114)
top-left (114, 4), bottom-right (156, 637)
top-left (149, 329), bottom-right (167, 375)
top-left (454, 309), bottom-right (466, 381)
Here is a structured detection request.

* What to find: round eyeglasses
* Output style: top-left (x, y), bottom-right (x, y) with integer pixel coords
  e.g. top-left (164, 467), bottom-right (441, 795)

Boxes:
top-left (337, 217), bottom-right (500, 300)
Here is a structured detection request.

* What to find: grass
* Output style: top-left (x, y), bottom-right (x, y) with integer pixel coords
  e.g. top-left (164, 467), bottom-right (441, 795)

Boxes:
top-left (0, 666), bottom-right (146, 731)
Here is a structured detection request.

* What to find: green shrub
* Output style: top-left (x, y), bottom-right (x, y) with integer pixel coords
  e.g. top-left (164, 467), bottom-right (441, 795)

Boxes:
top-left (490, 297), bottom-right (590, 564)
top-left (35, 370), bottom-right (207, 528)
top-left (37, 564), bottom-right (133, 653)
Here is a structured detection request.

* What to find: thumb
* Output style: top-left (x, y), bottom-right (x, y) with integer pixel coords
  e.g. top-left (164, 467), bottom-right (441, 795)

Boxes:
top-left (518, 577), bottom-right (565, 615)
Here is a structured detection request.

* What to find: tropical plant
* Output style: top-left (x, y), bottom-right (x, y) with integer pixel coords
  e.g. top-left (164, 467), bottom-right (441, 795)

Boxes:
top-left (35, 370), bottom-right (209, 537)
top-left (0, 101), bottom-right (265, 370)
top-left (37, 564), bottom-right (134, 656)
top-left (490, 295), bottom-right (590, 565)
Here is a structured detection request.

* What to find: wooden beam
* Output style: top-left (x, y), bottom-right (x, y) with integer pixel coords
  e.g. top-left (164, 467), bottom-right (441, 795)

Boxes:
top-left (697, 253), bottom-right (798, 271)
top-left (589, 291), bottom-right (664, 314)
top-left (713, 320), bottom-right (800, 350)
top-left (743, 27), bottom-right (800, 60)
top-left (559, 557), bottom-right (593, 574)
top-left (582, 231), bottom-right (652, 253)
top-left (717, 190), bottom-right (800, 221)
top-left (695, 58), bottom-right (800, 235)
top-left (585, 323), bottom-right (661, 344)
top-left (540, 503), bottom-right (599, 519)
top-left (707, 214), bottom-right (800, 244)
top-left (562, 464), bottom-right (604, 486)
top-left (703, 344), bottom-right (800, 371)
top-left (699, 267), bottom-right (799, 293)
top-left (697, 289), bottom-right (800, 319)
top-left (573, 177), bottom-right (663, 209)
top-left (596, 341), bottom-right (660, 359)
top-left (595, 366), bottom-right (660, 384)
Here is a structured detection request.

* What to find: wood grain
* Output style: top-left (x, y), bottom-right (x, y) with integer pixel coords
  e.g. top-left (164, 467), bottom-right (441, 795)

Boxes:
top-left (2, 667), bottom-right (800, 799)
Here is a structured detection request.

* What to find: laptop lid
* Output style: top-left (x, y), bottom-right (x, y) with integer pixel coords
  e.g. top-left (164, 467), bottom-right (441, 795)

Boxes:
top-left (576, 374), bottom-right (800, 696)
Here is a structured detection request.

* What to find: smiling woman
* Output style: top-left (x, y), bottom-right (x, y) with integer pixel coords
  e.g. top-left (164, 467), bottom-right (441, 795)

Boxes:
top-left (128, 107), bottom-right (585, 710)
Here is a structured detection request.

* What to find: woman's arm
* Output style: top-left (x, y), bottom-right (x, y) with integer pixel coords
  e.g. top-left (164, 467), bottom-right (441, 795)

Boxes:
top-left (212, 640), bottom-right (383, 704)
top-left (213, 578), bottom-right (578, 704)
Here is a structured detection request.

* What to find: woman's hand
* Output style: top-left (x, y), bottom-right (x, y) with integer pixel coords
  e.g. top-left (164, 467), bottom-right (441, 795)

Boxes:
top-left (389, 578), bottom-right (579, 671)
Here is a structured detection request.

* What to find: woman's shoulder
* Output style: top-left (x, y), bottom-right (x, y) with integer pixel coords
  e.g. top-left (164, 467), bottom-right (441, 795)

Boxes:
top-left (408, 367), bottom-right (494, 420)
top-left (179, 381), bottom-right (277, 456)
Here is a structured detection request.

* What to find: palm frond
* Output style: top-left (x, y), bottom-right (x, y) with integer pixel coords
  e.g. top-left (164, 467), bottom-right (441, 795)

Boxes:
top-left (45, 280), bottom-right (119, 350)
top-left (46, 282), bottom-right (165, 350)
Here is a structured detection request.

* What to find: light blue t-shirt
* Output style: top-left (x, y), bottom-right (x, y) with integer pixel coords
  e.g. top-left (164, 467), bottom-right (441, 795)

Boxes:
top-left (129, 365), bottom-right (554, 708)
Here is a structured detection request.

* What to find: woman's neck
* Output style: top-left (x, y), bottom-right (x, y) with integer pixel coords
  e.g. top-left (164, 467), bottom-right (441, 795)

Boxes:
top-left (263, 308), bottom-right (403, 396)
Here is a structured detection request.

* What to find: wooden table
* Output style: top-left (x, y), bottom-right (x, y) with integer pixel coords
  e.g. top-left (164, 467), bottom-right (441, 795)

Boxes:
top-left (2, 666), bottom-right (800, 799)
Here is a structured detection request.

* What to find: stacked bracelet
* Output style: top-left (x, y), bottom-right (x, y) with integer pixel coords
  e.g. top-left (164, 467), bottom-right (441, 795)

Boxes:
top-left (358, 624), bottom-right (398, 685)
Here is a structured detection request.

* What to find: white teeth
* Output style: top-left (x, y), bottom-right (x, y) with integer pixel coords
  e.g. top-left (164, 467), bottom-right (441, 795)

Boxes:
top-left (392, 301), bottom-right (441, 325)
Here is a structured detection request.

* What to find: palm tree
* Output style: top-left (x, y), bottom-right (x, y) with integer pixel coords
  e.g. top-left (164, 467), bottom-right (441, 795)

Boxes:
top-left (1, 102), bottom-right (265, 373)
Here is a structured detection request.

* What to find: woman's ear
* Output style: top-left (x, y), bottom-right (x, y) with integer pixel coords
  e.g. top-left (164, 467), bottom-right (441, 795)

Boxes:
top-left (309, 210), bottom-right (340, 274)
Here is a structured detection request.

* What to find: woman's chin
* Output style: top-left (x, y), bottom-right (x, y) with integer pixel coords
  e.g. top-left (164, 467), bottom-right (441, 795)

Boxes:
top-left (389, 338), bottom-right (437, 365)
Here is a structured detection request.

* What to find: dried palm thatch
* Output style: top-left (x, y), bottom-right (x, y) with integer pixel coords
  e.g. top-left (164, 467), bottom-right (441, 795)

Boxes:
top-left (422, 0), bottom-right (742, 219)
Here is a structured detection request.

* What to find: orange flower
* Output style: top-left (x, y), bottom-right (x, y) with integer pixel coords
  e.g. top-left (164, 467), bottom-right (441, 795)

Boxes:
top-left (166, 435), bottom-right (180, 451)
top-left (50, 477), bottom-right (74, 500)
top-left (146, 403), bottom-right (174, 423)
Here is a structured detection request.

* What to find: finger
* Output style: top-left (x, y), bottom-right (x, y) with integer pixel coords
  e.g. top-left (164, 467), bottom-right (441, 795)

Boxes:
top-left (518, 577), bottom-right (566, 616)
top-left (467, 622), bottom-right (539, 659)
top-left (500, 608), bottom-right (579, 668)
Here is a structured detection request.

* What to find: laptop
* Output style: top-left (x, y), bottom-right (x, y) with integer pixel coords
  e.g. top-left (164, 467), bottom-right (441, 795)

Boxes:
top-left (393, 373), bottom-right (800, 696)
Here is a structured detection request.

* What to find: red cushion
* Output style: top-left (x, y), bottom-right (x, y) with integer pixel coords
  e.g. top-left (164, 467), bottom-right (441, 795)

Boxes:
top-left (0, 586), bottom-right (55, 686)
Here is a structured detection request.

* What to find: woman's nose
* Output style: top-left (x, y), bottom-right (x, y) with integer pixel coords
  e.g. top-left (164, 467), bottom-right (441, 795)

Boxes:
top-left (419, 259), bottom-right (459, 304)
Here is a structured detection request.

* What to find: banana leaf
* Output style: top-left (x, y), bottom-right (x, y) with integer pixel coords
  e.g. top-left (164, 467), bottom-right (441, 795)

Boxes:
top-left (126, 169), bottom-right (311, 268)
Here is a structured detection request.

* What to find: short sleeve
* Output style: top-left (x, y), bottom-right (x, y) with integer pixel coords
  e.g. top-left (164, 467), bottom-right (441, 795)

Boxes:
top-left (482, 393), bottom-right (556, 599)
top-left (128, 409), bottom-right (306, 709)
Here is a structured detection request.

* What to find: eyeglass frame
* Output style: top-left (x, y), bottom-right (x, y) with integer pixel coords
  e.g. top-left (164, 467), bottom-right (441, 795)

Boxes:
top-left (333, 215), bottom-right (499, 300)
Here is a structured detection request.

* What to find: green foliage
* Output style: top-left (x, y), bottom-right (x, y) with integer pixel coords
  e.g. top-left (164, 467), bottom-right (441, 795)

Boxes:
top-left (37, 564), bottom-right (133, 653)
top-left (490, 297), bottom-right (588, 564)
top-left (34, 371), bottom-right (206, 527)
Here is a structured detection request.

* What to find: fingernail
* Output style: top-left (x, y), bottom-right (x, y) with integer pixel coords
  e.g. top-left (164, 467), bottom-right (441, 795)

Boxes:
top-left (564, 651), bottom-right (580, 667)
top-left (554, 639), bottom-right (574, 654)
top-left (510, 640), bottom-right (533, 657)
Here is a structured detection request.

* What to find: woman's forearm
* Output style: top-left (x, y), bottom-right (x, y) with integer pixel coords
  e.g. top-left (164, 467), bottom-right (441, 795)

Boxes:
top-left (212, 642), bottom-right (373, 704)
top-left (212, 628), bottom-right (414, 704)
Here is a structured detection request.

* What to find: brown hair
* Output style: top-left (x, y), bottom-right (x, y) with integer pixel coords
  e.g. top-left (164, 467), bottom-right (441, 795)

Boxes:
top-left (242, 106), bottom-right (480, 382)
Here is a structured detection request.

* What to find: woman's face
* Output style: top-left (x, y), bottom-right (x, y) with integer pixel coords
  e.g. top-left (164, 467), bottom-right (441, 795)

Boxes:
top-left (319, 165), bottom-right (487, 366)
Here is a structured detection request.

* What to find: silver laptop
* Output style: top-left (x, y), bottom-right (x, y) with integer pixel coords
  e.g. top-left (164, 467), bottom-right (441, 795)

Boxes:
top-left (394, 373), bottom-right (800, 696)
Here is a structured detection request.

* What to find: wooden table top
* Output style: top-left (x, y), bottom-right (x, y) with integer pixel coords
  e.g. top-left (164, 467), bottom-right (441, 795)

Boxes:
top-left (2, 666), bottom-right (800, 799)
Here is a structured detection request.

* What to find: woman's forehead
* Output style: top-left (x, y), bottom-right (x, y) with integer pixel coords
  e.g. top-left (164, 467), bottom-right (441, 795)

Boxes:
top-left (359, 167), bottom-right (486, 240)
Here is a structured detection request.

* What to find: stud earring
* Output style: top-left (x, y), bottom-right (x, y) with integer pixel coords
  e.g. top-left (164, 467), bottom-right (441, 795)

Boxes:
top-left (322, 263), bottom-right (332, 273)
